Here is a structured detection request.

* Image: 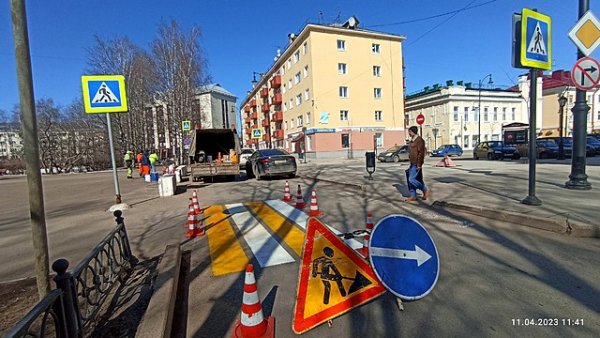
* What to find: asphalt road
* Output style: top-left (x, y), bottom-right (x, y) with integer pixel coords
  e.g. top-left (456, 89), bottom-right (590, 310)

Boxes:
top-left (1, 162), bottom-right (599, 337)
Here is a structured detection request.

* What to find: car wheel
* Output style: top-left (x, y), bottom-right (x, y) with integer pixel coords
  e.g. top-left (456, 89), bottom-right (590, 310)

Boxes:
top-left (458, 152), bottom-right (463, 157)
top-left (487, 153), bottom-right (494, 160)
top-left (393, 155), bottom-right (400, 163)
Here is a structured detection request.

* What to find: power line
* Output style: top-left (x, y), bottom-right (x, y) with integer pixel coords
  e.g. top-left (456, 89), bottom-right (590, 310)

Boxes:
top-left (365, 0), bottom-right (497, 28)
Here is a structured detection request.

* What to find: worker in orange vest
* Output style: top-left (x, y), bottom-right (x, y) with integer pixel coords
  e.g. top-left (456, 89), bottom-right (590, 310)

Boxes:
top-left (136, 151), bottom-right (143, 177)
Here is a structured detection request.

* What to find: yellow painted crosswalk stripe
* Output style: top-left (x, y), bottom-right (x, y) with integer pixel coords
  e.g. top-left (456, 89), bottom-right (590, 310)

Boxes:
top-left (204, 205), bottom-right (249, 276)
top-left (245, 201), bottom-right (306, 257)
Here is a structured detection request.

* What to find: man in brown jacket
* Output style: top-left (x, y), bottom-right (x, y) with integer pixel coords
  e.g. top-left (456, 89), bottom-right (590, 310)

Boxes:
top-left (406, 126), bottom-right (430, 202)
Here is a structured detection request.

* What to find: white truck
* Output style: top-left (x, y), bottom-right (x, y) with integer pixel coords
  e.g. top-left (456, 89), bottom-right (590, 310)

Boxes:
top-left (188, 128), bottom-right (241, 182)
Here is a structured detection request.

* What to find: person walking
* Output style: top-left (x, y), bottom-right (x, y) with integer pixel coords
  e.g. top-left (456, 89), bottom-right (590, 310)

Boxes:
top-left (405, 126), bottom-right (430, 202)
top-left (149, 151), bottom-right (159, 173)
top-left (124, 150), bottom-right (133, 179)
top-left (136, 151), bottom-right (144, 177)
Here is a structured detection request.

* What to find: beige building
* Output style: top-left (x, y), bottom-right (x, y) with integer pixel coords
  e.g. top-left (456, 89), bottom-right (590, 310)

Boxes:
top-left (0, 124), bottom-right (23, 160)
top-left (240, 17), bottom-right (406, 158)
top-left (405, 81), bottom-right (530, 151)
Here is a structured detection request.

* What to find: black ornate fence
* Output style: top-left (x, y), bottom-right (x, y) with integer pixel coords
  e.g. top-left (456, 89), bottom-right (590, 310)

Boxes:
top-left (5, 210), bottom-right (135, 338)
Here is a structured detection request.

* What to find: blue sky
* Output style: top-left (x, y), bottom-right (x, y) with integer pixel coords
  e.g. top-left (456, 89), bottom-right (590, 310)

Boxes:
top-left (0, 1), bottom-right (596, 114)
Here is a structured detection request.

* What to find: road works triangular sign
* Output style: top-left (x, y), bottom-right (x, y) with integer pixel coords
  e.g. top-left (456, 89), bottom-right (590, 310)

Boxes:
top-left (292, 217), bottom-right (386, 334)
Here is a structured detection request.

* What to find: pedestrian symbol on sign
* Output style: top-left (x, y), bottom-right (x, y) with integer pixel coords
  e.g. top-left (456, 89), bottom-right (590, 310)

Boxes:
top-left (92, 83), bottom-right (119, 103)
top-left (527, 23), bottom-right (547, 55)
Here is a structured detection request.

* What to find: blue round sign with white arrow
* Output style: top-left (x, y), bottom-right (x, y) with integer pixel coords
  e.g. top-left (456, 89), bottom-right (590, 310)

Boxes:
top-left (369, 214), bottom-right (439, 300)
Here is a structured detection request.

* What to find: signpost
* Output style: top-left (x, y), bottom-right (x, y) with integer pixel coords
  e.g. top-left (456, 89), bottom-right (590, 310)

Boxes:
top-left (571, 57), bottom-right (600, 90)
top-left (81, 75), bottom-right (128, 205)
top-left (293, 217), bottom-right (386, 334)
top-left (369, 214), bottom-right (439, 300)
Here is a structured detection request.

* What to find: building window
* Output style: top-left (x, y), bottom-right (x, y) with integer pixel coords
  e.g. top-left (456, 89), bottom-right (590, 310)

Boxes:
top-left (288, 79), bottom-right (292, 89)
top-left (464, 107), bottom-right (469, 122)
top-left (464, 135), bottom-right (470, 148)
top-left (290, 118), bottom-right (295, 128)
top-left (303, 65), bottom-right (309, 78)
top-left (337, 40), bottom-right (346, 51)
top-left (472, 135), bottom-right (479, 146)
top-left (303, 42), bottom-right (308, 55)
top-left (289, 99), bottom-right (294, 108)
top-left (453, 106), bottom-right (459, 122)
top-left (373, 65), bottom-right (381, 77)
top-left (294, 51), bottom-right (300, 63)
top-left (511, 107), bottom-right (516, 120)
top-left (372, 43), bottom-right (380, 54)
top-left (281, 66), bottom-right (285, 76)
top-left (306, 112), bottom-right (311, 123)
top-left (284, 121), bottom-right (288, 130)
top-left (339, 86), bottom-right (348, 98)
top-left (484, 107), bottom-right (489, 122)
top-left (597, 111), bottom-right (600, 120)
top-left (491, 134), bottom-right (500, 141)
top-left (304, 89), bottom-right (310, 101)
top-left (340, 110), bottom-right (349, 121)
top-left (287, 59), bottom-right (291, 69)
top-left (282, 84), bottom-right (286, 94)
top-left (341, 134), bottom-right (350, 148)
top-left (296, 94), bottom-right (302, 105)
top-left (294, 72), bottom-right (301, 84)
top-left (374, 88), bottom-right (382, 99)
top-left (297, 115), bottom-right (303, 126)
top-left (375, 110), bottom-right (383, 121)
top-left (474, 108), bottom-right (479, 122)
top-left (283, 102), bottom-right (287, 112)
top-left (338, 63), bottom-right (347, 74)
top-left (493, 107), bottom-right (498, 121)
top-left (502, 107), bottom-right (507, 121)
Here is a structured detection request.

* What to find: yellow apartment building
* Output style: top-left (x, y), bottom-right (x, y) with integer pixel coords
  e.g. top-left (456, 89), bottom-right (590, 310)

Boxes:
top-left (240, 17), bottom-right (406, 158)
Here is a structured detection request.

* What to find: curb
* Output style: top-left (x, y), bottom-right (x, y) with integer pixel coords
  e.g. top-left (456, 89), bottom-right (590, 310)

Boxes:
top-left (432, 200), bottom-right (600, 238)
top-left (302, 174), bottom-right (365, 191)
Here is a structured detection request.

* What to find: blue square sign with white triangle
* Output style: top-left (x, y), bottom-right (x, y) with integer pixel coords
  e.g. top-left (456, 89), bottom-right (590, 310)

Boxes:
top-left (81, 75), bottom-right (128, 113)
top-left (520, 8), bottom-right (552, 70)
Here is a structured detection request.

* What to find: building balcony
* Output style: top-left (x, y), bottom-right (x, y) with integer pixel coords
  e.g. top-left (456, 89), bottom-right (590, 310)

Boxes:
top-left (260, 88), bottom-right (269, 98)
top-left (251, 112), bottom-right (258, 119)
top-left (245, 117), bottom-right (252, 123)
top-left (272, 111), bottom-right (283, 122)
top-left (262, 119), bottom-right (270, 127)
top-left (262, 134), bottom-right (271, 141)
top-left (246, 128), bottom-right (252, 135)
top-left (261, 103), bottom-right (270, 113)
top-left (244, 106), bottom-right (251, 113)
top-left (270, 75), bottom-right (281, 88)
top-left (250, 99), bottom-right (257, 107)
top-left (273, 130), bottom-right (284, 139)
top-left (271, 93), bottom-right (282, 105)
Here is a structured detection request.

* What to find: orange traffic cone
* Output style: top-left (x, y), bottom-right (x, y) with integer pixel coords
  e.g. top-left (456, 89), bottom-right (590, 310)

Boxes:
top-left (194, 213), bottom-right (205, 237)
top-left (185, 202), bottom-right (197, 239)
top-left (192, 190), bottom-right (202, 215)
top-left (282, 181), bottom-right (292, 202)
top-left (444, 155), bottom-right (456, 167)
top-left (308, 190), bottom-right (322, 216)
top-left (358, 212), bottom-right (374, 258)
top-left (294, 184), bottom-right (305, 209)
top-left (232, 264), bottom-right (275, 338)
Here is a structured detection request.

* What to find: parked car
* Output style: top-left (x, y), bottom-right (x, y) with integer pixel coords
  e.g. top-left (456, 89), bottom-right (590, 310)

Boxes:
top-left (539, 137), bottom-right (594, 157)
top-left (431, 144), bottom-right (463, 157)
top-left (246, 148), bottom-right (297, 180)
top-left (377, 145), bottom-right (409, 163)
top-left (536, 140), bottom-right (560, 159)
top-left (239, 148), bottom-right (254, 168)
top-left (473, 141), bottom-right (520, 160)
top-left (587, 136), bottom-right (600, 156)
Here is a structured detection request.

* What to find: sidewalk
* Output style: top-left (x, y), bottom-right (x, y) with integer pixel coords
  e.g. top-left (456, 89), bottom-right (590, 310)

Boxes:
top-left (298, 157), bottom-right (600, 238)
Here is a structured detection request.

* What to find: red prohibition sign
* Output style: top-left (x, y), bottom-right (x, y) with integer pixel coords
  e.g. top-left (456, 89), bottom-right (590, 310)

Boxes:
top-left (416, 113), bottom-right (425, 125)
top-left (571, 57), bottom-right (600, 91)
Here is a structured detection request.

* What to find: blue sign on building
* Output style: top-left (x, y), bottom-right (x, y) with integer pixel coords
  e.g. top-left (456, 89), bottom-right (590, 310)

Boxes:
top-left (369, 214), bottom-right (439, 300)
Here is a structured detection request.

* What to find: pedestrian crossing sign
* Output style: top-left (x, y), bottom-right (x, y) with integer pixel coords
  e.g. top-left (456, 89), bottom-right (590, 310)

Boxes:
top-left (81, 75), bottom-right (128, 113)
top-left (520, 8), bottom-right (552, 70)
top-left (251, 128), bottom-right (263, 139)
top-left (292, 217), bottom-right (386, 334)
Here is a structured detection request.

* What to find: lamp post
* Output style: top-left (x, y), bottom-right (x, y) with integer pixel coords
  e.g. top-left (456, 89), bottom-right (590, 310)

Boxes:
top-left (478, 74), bottom-right (493, 144)
top-left (557, 95), bottom-right (567, 160)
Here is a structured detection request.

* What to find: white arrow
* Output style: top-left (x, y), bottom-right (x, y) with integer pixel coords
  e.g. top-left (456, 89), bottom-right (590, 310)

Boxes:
top-left (370, 245), bottom-right (432, 267)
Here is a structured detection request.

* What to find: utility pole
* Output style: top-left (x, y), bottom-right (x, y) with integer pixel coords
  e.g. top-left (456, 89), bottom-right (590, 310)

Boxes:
top-left (10, 0), bottom-right (51, 298)
top-left (566, 0), bottom-right (592, 190)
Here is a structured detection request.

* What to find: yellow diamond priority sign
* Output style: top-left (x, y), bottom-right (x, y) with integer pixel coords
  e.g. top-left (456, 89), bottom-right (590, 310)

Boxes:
top-left (569, 10), bottom-right (600, 56)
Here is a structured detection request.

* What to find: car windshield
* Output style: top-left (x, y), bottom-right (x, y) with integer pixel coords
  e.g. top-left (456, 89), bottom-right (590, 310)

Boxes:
top-left (386, 146), bottom-right (401, 152)
top-left (259, 149), bottom-right (289, 156)
top-left (241, 149), bottom-right (254, 154)
top-left (588, 137), bottom-right (600, 145)
top-left (488, 141), bottom-right (503, 147)
top-left (437, 146), bottom-right (449, 150)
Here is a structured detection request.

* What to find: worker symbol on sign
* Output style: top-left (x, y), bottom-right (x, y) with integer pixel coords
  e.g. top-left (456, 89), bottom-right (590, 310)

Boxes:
top-left (311, 246), bottom-right (372, 304)
top-left (92, 83), bottom-right (119, 103)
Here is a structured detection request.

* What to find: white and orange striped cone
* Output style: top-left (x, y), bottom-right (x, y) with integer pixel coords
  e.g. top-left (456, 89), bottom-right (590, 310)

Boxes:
top-left (358, 212), bottom-right (374, 258)
top-left (308, 190), bottom-right (322, 216)
top-left (232, 264), bottom-right (275, 338)
top-left (185, 202), bottom-right (197, 239)
top-left (282, 181), bottom-right (292, 202)
top-left (294, 184), bottom-right (305, 209)
top-left (184, 198), bottom-right (193, 228)
top-left (192, 190), bottom-right (202, 215)
top-left (194, 213), bottom-right (205, 237)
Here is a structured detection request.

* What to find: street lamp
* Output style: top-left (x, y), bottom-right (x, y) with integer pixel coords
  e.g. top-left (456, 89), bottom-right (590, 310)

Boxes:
top-left (251, 72), bottom-right (263, 86)
top-left (557, 95), bottom-right (568, 160)
top-left (478, 74), bottom-right (493, 144)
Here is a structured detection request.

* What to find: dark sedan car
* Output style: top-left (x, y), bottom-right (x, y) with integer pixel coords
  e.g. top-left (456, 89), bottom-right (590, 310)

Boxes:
top-left (377, 145), bottom-right (409, 163)
top-left (536, 140), bottom-right (560, 159)
top-left (539, 137), bottom-right (594, 157)
top-left (246, 149), bottom-right (297, 180)
top-left (431, 144), bottom-right (463, 157)
top-left (473, 141), bottom-right (520, 160)
top-left (587, 136), bottom-right (600, 155)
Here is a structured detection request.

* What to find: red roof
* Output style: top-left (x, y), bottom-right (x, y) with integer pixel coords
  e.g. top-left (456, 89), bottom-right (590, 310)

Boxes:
top-left (508, 70), bottom-right (573, 91)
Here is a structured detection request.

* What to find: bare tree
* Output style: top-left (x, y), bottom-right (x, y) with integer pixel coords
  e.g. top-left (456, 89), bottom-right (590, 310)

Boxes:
top-left (34, 99), bottom-right (61, 172)
top-left (151, 19), bottom-right (209, 163)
